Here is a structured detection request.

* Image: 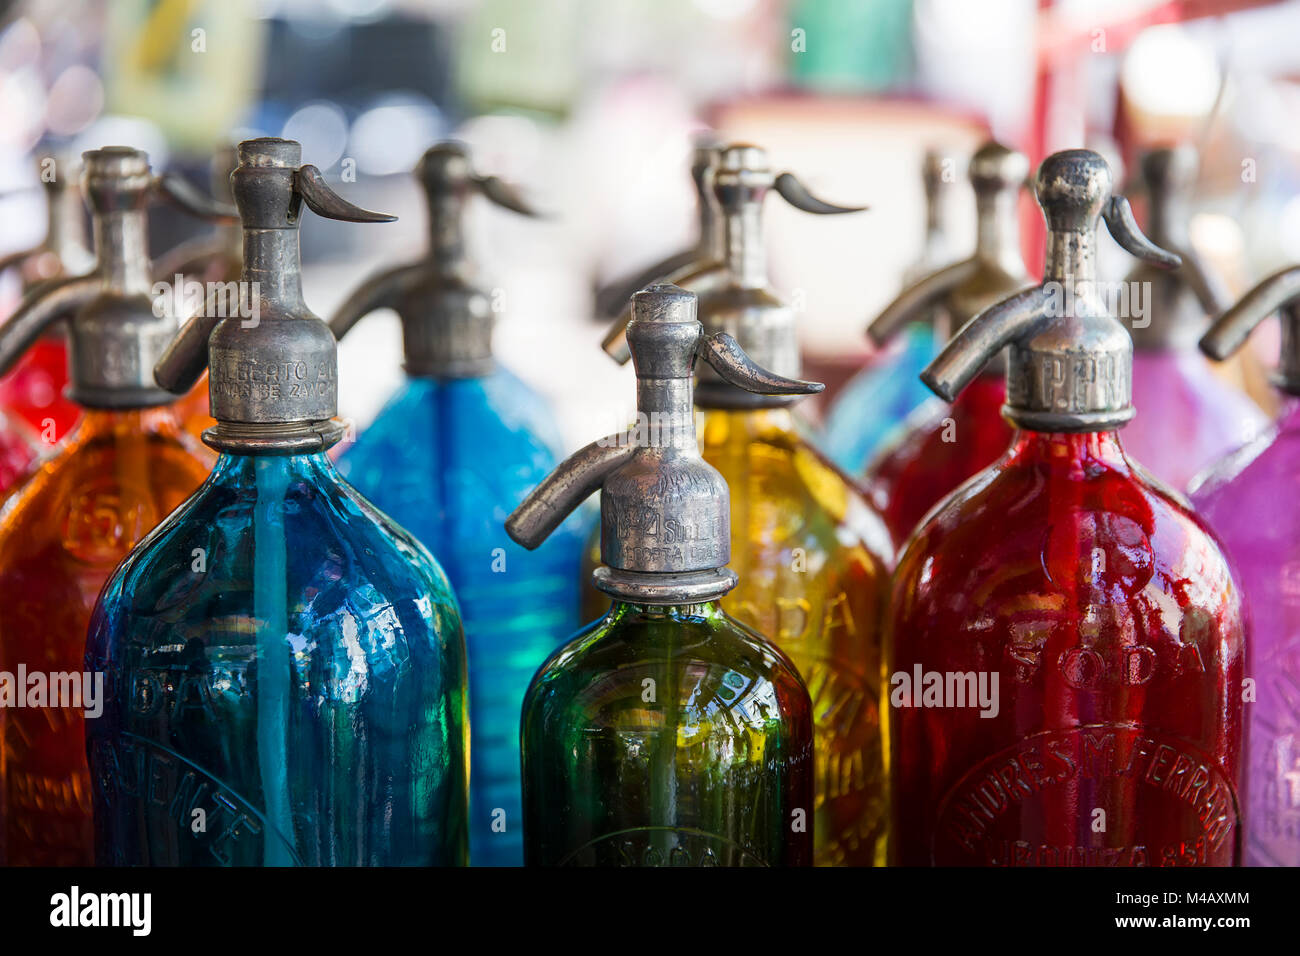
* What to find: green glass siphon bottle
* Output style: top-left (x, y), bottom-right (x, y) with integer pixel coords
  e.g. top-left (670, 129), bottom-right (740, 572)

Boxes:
top-left (508, 284), bottom-right (816, 866)
top-left (595, 145), bottom-right (892, 866)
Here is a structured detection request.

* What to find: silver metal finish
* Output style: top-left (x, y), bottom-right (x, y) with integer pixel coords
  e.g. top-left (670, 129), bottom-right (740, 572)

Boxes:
top-left (0, 147), bottom-right (233, 409)
top-left (0, 153), bottom-right (93, 285)
top-left (593, 133), bottom-right (723, 320)
top-left (601, 141), bottom-right (862, 369)
top-left (328, 142), bottom-right (537, 380)
top-left (154, 137), bottom-right (395, 454)
top-left (922, 148), bottom-right (1181, 432)
top-left (1125, 147), bottom-right (1229, 350)
top-left (904, 147), bottom-right (961, 284)
top-left (506, 283), bottom-right (821, 604)
top-left (1201, 264), bottom-right (1300, 396)
top-left (868, 141), bottom-right (1031, 376)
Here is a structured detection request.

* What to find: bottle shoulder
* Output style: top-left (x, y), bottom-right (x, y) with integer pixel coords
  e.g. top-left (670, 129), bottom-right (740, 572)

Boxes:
top-left (897, 443), bottom-right (1241, 615)
top-left (702, 412), bottom-right (891, 562)
top-left (528, 607), bottom-right (810, 712)
top-left (0, 422), bottom-right (211, 560)
top-left (344, 371), bottom-right (561, 474)
top-left (94, 463), bottom-right (461, 634)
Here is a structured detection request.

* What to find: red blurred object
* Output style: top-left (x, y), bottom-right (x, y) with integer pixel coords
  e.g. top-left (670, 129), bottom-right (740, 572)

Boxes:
top-left (0, 336), bottom-right (79, 445)
top-left (0, 412), bottom-right (36, 495)
top-left (889, 429), bottom-right (1245, 866)
top-left (865, 371), bottom-right (1012, 548)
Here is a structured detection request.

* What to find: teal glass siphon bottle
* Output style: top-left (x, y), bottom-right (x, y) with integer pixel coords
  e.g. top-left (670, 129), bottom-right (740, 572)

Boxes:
top-left (330, 143), bottom-right (586, 866)
top-left (85, 137), bottom-right (469, 866)
top-left (508, 284), bottom-right (816, 866)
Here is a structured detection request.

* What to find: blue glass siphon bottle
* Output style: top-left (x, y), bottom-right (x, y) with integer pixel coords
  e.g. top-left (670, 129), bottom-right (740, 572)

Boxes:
top-left (329, 142), bottom-right (585, 866)
top-left (84, 137), bottom-right (470, 866)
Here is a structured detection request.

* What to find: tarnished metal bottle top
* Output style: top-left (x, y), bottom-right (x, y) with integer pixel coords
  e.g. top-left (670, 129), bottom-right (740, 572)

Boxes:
top-left (0, 152), bottom-right (93, 286)
top-left (1125, 146), bottom-right (1229, 350)
top-left (154, 137), bottom-right (396, 455)
top-left (506, 283), bottom-right (822, 605)
top-left (868, 141), bottom-right (1031, 375)
top-left (594, 132), bottom-right (724, 321)
top-left (0, 146), bottom-right (236, 409)
top-left (329, 141), bottom-right (540, 380)
top-left (922, 148), bottom-right (1181, 432)
top-left (601, 141), bottom-right (863, 385)
top-left (1202, 264), bottom-right (1300, 397)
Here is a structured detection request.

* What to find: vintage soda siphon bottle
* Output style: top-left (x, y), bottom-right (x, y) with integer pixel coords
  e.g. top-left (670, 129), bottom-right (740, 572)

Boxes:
top-left (1192, 263), bottom-right (1300, 866)
top-left (857, 142), bottom-right (1030, 548)
top-left (593, 144), bottom-right (892, 866)
top-left (154, 144), bottom-right (244, 443)
top-left (0, 147), bottom-right (230, 864)
top-left (329, 142), bottom-right (585, 866)
top-left (890, 149), bottom-right (1246, 866)
top-left (0, 153), bottom-right (95, 462)
top-left (821, 146), bottom-right (964, 473)
top-left (85, 137), bottom-right (469, 866)
top-left (1120, 147), bottom-right (1266, 488)
top-left (593, 133), bottom-right (724, 322)
top-left (509, 283), bottom-right (815, 866)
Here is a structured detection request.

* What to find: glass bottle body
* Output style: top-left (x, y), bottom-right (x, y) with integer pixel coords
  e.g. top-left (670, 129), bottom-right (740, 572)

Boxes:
top-left (0, 407), bottom-right (212, 864)
top-left (890, 429), bottom-right (1245, 866)
top-left (86, 451), bottom-right (469, 866)
top-left (865, 371), bottom-right (1012, 549)
top-left (1192, 400), bottom-right (1300, 866)
top-left (338, 369), bottom-right (584, 866)
top-left (821, 323), bottom-right (940, 474)
top-left (582, 407), bottom-right (892, 865)
top-left (705, 407), bottom-right (892, 864)
top-left (1127, 349), bottom-right (1267, 490)
top-left (522, 600), bottom-right (814, 866)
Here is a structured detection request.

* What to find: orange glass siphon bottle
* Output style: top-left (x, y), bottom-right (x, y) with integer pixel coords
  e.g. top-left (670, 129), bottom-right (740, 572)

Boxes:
top-left (0, 147), bottom-right (230, 864)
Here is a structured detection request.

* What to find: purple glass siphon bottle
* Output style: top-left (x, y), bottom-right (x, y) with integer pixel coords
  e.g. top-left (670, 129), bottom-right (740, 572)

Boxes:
top-left (1192, 265), bottom-right (1300, 865)
top-left (1121, 147), bottom-right (1265, 489)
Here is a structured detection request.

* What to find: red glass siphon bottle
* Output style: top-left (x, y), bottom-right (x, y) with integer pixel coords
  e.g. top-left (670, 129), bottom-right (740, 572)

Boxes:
top-left (862, 142), bottom-right (1031, 548)
top-left (889, 149), bottom-right (1246, 866)
top-left (0, 154), bottom-right (94, 457)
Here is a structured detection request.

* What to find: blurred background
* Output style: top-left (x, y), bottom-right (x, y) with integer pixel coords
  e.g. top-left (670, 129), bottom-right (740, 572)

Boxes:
top-left (1, 0), bottom-right (1299, 447)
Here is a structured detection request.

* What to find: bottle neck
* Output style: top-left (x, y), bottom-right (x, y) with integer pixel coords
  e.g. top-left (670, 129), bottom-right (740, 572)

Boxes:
top-left (1043, 226), bottom-right (1097, 283)
top-left (636, 377), bottom-right (701, 450)
top-left (975, 189), bottom-right (1022, 268)
top-left (210, 449), bottom-right (338, 485)
top-left (1144, 192), bottom-right (1189, 250)
top-left (425, 194), bottom-right (469, 273)
top-left (67, 405), bottom-right (186, 444)
top-left (242, 228), bottom-right (305, 311)
top-left (94, 208), bottom-right (152, 295)
top-left (698, 196), bottom-right (722, 259)
top-left (48, 186), bottom-right (88, 267)
top-left (1006, 427), bottom-right (1132, 470)
top-left (603, 599), bottom-right (727, 626)
top-left (722, 200), bottom-right (767, 288)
